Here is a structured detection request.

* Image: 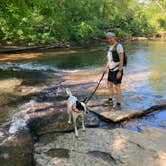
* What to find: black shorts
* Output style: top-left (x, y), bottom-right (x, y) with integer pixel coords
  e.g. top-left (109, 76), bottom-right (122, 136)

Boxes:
top-left (107, 69), bottom-right (123, 84)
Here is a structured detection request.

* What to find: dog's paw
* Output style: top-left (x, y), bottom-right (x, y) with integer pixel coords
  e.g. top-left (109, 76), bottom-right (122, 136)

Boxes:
top-left (75, 133), bottom-right (79, 138)
top-left (82, 129), bottom-right (86, 132)
top-left (68, 121), bottom-right (71, 124)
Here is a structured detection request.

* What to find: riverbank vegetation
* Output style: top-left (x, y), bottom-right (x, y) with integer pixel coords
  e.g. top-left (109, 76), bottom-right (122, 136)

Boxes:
top-left (0, 0), bottom-right (166, 46)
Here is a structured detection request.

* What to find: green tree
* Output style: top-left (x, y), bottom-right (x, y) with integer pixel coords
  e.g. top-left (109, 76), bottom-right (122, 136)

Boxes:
top-left (0, 0), bottom-right (164, 46)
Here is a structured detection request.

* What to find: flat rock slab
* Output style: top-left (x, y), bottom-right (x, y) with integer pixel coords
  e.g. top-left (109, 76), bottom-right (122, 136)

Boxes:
top-left (89, 103), bottom-right (166, 123)
top-left (34, 126), bottom-right (166, 166)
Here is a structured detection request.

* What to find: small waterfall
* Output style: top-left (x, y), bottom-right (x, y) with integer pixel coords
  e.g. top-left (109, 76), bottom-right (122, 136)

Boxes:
top-left (9, 100), bottom-right (36, 134)
top-left (0, 62), bottom-right (80, 73)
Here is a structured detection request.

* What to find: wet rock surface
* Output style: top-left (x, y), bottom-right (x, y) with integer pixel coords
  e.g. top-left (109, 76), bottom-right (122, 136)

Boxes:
top-left (30, 109), bottom-right (100, 138)
top-left (0, 69), bottom-right (165, 166)
top-left (34, 126), bottom-right (166, 166)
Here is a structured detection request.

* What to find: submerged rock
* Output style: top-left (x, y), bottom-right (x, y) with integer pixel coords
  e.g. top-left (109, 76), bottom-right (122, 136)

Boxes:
top-left (33, 126), bottom-right (166, 166)
top-left (159, 120), bottom-right (166, 127)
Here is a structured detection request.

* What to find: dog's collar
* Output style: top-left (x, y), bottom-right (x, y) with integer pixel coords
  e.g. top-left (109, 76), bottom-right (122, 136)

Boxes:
top-left (72, 104), bottom-right (82, 113)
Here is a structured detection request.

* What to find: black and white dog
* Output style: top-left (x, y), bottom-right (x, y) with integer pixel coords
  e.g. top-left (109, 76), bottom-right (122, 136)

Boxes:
top-left (65, 88), bottom-right (88, 137)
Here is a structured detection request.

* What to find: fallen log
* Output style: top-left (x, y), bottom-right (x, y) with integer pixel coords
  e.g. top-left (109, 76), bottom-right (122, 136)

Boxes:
top-left (90, 103), bottom-right (166, 123)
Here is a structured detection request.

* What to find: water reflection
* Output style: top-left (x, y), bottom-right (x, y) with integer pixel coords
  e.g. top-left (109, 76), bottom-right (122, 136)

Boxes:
top-left (121, 110), bottom-right (166, 131)
top-left (125, 40), bottom-right (166, 94)
top-left (35, 49), bottom-right (106, 69)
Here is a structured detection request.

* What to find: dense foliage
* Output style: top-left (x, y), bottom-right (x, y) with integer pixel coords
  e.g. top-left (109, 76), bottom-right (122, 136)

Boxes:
top-left (0, 0), bottom-right (166, 45)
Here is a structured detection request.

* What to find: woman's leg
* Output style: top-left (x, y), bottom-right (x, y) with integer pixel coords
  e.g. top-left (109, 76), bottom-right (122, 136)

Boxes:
top-left (107, 81), bottom-right (114, 99)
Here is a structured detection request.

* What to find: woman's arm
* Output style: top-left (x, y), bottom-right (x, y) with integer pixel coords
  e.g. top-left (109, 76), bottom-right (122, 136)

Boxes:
top-left (118, 52), bottom-right (124, 71)
top-left (116, 52), bottom-right (124, 79)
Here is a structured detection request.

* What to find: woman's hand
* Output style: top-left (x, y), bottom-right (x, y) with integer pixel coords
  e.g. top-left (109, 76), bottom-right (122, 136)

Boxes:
top-left (104, 62), bottom-right (109, 72)
top-left (116, 71), bottom-right (122, 79)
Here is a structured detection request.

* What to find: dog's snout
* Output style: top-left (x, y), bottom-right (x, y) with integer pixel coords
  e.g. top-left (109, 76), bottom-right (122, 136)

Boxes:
top-left (85, 109), bottom-right (89, 114)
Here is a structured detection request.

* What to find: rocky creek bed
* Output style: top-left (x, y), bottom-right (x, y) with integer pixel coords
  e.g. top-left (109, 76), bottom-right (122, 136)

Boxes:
top-left (0, 68), bottom-right (166, 166)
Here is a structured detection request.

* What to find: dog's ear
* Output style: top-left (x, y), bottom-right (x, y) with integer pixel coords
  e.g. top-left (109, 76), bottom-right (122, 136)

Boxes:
top-left (76, 100), bottom-right (85, 111)
top-left (82, 97), bottom-right (87, 103)
top-left (65, 88), bottom-right (72, 97)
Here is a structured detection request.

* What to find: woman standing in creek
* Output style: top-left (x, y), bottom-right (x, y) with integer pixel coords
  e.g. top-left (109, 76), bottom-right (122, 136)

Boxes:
top-left (104, 31), bottom-right (125, 110)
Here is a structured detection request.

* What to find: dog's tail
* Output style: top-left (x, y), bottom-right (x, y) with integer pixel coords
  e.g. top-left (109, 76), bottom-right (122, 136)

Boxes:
top-left (65, 88), bottom-right (72, 97)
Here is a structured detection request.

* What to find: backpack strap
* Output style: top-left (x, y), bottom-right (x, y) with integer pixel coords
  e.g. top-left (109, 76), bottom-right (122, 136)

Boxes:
top-left (113, 42), bottom-right (119, 51)
top-left (114, 42), bottom-right (127, 67)
top-left (106, 42), bottom-right (119, 53)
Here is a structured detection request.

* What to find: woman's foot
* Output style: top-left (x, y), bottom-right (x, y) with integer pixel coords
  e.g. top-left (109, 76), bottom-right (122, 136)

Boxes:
top-left (106, 98), bottom-right (113, 105)
top-left (114, 102), bottom-right (121, 110)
